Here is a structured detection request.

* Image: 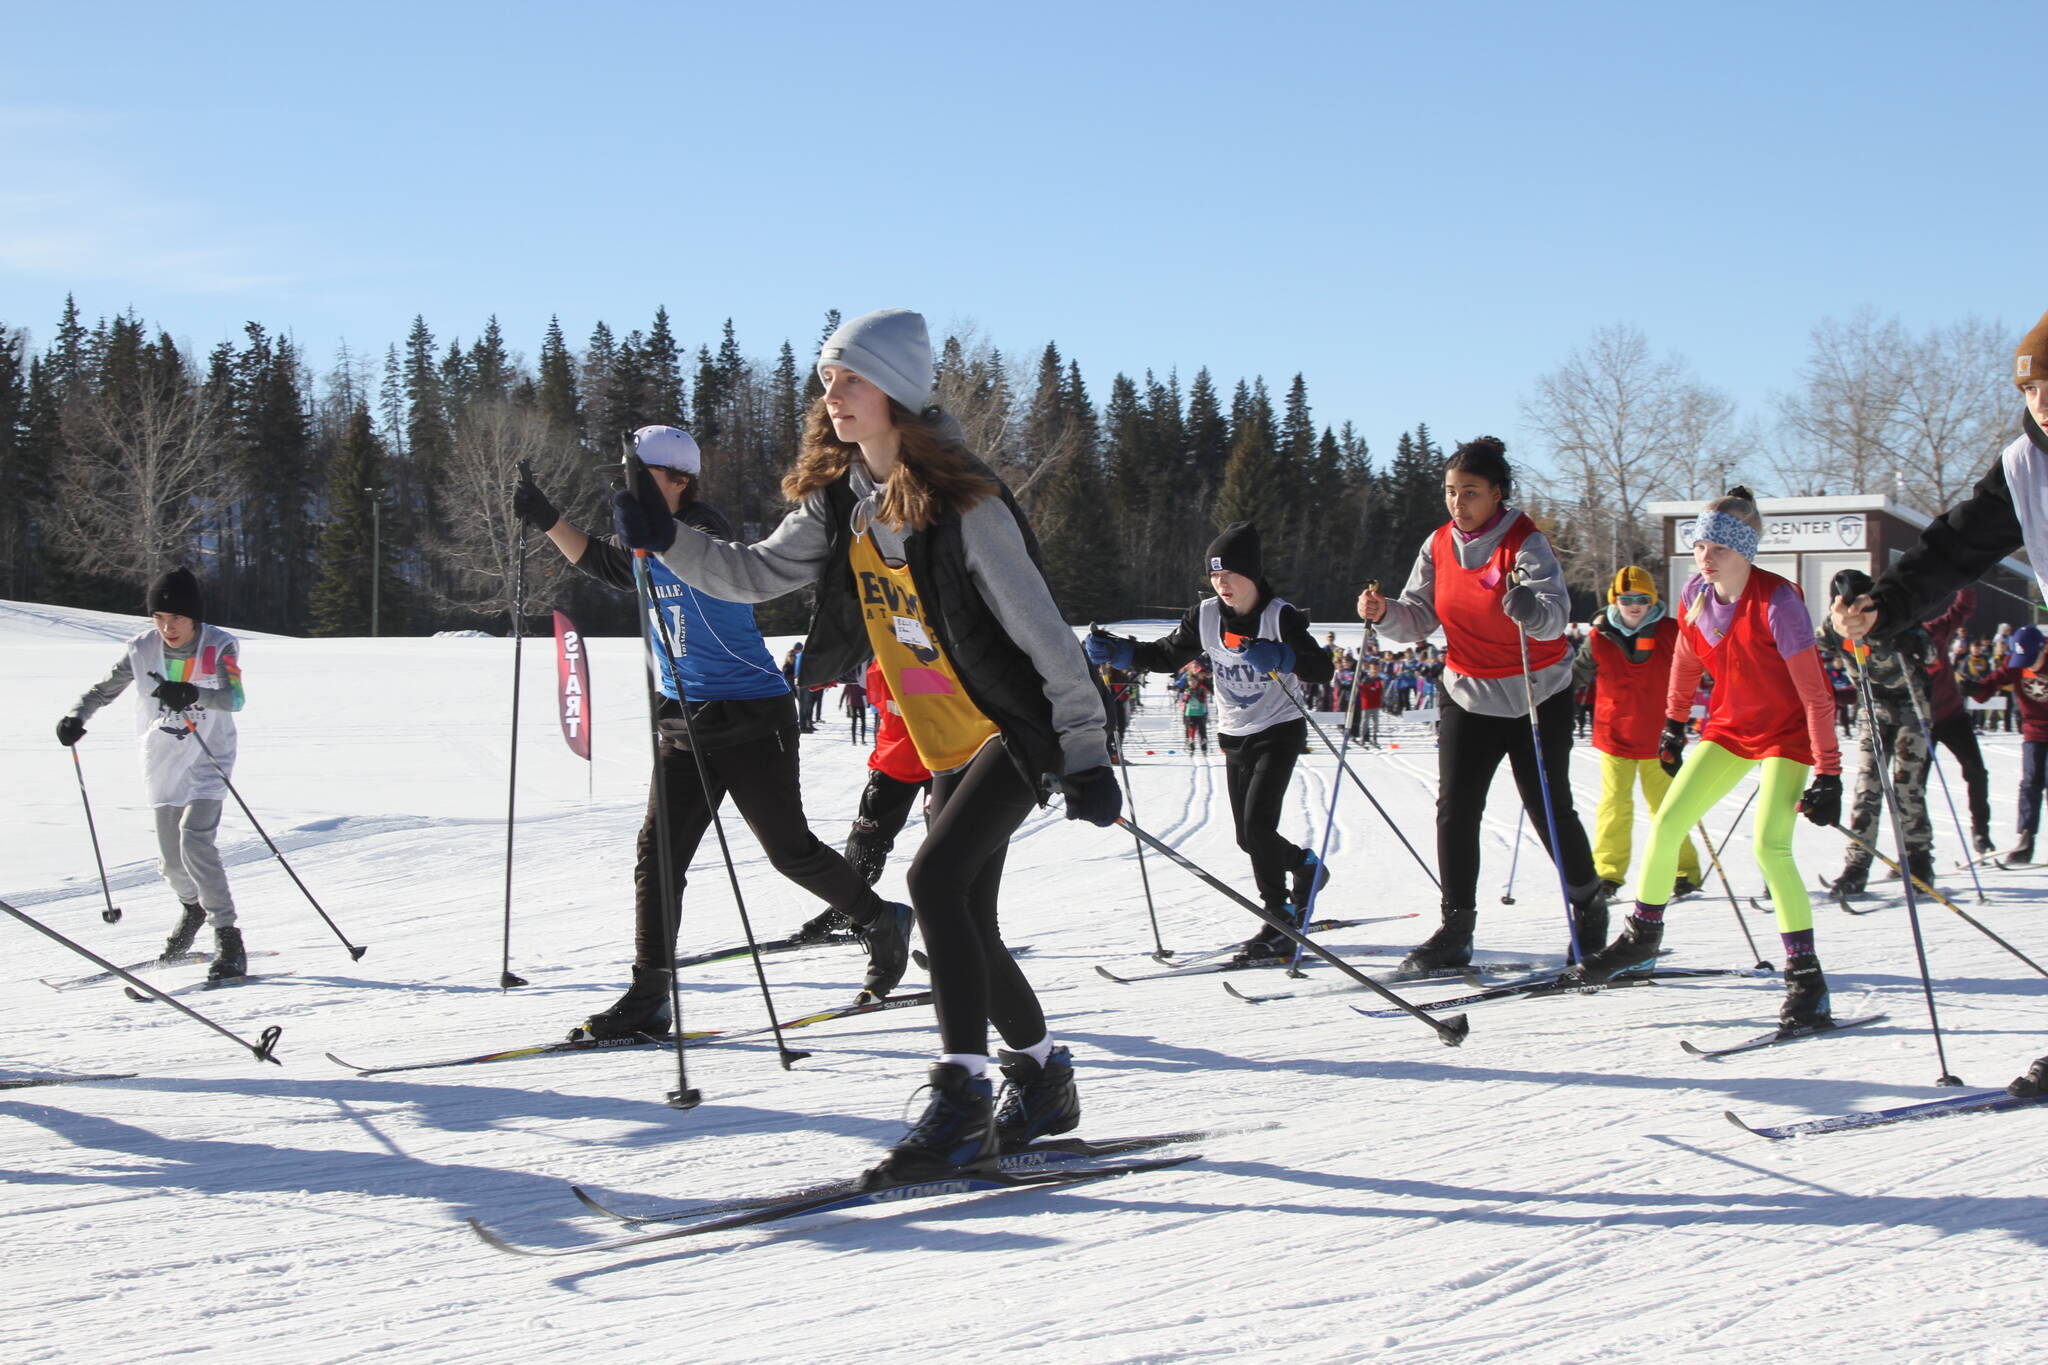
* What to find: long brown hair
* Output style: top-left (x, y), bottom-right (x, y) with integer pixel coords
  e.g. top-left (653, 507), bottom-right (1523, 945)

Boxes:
top-left (782, 397), bottom-right (997, 533)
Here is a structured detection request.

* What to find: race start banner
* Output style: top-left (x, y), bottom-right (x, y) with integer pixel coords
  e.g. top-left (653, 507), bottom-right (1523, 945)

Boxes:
top-left (553, 610), bottom-right (592, 761)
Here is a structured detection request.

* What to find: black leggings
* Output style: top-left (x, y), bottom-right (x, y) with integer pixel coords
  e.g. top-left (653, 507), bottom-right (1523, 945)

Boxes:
top-left (1929, 707), bottom-right (1991, 838)
top-left (907, 740), bottom-right (1044, 1056)
top-left (1436, 687), bottom-right (1596, 911)
top-left (633, 727), bottom-right (882, 968)
top-left (1223, 719), bottom-right (1309, 908)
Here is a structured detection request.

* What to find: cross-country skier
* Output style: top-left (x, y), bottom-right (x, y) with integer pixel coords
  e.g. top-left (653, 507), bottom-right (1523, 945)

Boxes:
top-left (1575, 567), bottom-right (1703, 902)
top-left (1921, 590), bottom-right (1994, 856)
top-left (1357, 436), bottom-right (1609, 972)
top-left (1962, 627), bottom-right (2048, 864)
top-left (614, 308), bottom-right (1118, 1184)
top-left (512, 426), bottom-right (914, 1041)
top-left (1086, 521), bottom-right (1335, 963)
top-left (57, 567), bottom-right (250, 980)
top-left (1573, 488), bottom-right (1843, 1033)
top-left (1832, 306), bottom-right (2048, 1092)
top-left (1820, 568), bottom-right (1939, 895)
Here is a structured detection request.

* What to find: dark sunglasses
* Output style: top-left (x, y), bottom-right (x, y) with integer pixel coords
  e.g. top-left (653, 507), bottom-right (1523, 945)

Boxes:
top-left (1616, 593), bottom-right (1654, 606)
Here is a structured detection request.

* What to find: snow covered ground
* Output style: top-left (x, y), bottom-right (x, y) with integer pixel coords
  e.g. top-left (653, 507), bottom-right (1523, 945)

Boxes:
top-left (3, 597), bottom-right (2045, 1364)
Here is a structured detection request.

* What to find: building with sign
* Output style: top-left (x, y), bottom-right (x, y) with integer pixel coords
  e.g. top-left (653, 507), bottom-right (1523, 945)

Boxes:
top-left (1648, 494), bottom-right (2037, 631)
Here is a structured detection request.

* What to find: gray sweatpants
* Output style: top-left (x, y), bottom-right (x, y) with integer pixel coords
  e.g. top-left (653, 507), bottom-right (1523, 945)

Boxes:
top-left (154, 800), bottom-right (236, 927)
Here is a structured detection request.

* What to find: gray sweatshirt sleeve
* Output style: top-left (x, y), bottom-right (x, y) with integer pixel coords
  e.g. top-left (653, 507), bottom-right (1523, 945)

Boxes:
top-left (654, 494), bottom-right (835, 602)
top-left (1374, 542), bottom-right (1441, 645)
top-left (1512, 529), bottom-right (1571, 641)
top-left (70, 652), bottom-right (134, 722)
top-left (957, 499), bottom-right (1111, 775)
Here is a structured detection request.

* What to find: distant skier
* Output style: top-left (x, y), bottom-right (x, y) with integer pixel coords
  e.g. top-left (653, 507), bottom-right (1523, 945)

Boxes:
top-left (1820, 568), bottom-right (1938, 895)
top-left (513, 426), bottom-right (914, 1042)
top-left (1087, 521), bottom-right (1335, 963)
top-left (1960, 626), bottom-right (2048, 865)
top-left (57, 567), bottom-right (250, 980)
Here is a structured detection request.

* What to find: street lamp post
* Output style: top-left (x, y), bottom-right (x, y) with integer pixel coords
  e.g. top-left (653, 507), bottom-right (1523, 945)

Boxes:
top-left (363, 487), bottom-right (382, 637)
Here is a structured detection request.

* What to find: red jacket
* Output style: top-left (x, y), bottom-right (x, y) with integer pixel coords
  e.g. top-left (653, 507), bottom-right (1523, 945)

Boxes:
top-left (865, 661), bottom-right (932, 784)
top-left (1968, 664), bottom-right (2048, 742)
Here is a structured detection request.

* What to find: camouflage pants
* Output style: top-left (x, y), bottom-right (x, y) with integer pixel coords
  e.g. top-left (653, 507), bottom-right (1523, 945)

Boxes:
top-left (1844, 703), bottom-right (1932, 869)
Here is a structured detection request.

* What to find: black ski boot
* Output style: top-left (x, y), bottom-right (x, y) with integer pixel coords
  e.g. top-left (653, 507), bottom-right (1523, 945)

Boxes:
top-left (1568, 885), bottom-right (1611, 965)
top-left (862, 1062), bottom-right (997, 1187)
top-left (1290, 850), bottom-right (1330, 914)
top-left (206, 925), bottom-right (247, 982)
top-left (1399, 907), bottom-right (1477, 975)
top-left (1778, 953), bottom-right (1833, 1033)
top-left (162, 902), bottom-right (205, 961)
top-left (1906, 851), bottom-right (1936, 890)
top-left (569, 964), bottom-right (673, 1042)
top-left (1828, 864), bottom-right (1868, 896)
top-left (2006, 1055), bottom-right (2048, 1099)
top-left (1571, 913), bottom-right (1662, 983)
top-left (2005, 837), bottom-right (2035, 866)
top-left (1671, 876), bottom-right (1703, 900)
top-left (1597, 878), bottom-right (1624, 901)
top-left (791, 908), bottom-right (850, 944)
top-left (995, 1045), bottom-right (1080, 1150)
top-left (852, 900), bottom-right (914, 1000)
top-left (1232, 913), bottom-right (1298, 965)
top-left (1974, 827), bottom-right (1995, 857)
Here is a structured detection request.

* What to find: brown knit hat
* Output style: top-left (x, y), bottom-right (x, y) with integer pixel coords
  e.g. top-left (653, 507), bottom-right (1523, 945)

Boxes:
top-left (2016, 307), bottom-right (2048, 389)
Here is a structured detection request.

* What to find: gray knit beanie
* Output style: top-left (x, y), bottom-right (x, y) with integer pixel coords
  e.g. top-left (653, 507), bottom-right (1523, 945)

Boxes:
top-left (817, 308), bottom-right (933, 413)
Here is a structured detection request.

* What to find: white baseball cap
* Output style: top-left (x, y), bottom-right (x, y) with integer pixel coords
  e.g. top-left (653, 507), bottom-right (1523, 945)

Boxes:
top-left (633, 425), bottom-right (701, 475)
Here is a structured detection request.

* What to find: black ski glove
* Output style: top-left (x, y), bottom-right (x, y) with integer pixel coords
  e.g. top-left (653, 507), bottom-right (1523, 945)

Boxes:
top-left (1799, 773), bottom-right (1843, 828)
top-left (1060, 765), bottom-right (1123, 828)
top-left (56, 716), bottom-right (85, 747)
top-left (512, 471), bottom-right (559, 533)
top-left (1657, 719), bottom-right (1689, 777)
top-left (612, 460), bottom-right (676, 553)
top-left (151, 678), bottom-right (200, 710)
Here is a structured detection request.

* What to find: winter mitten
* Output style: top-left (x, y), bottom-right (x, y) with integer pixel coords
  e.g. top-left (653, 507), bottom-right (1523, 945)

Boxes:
top-left (1084, 631), bottom-right (1134, 670)
top-left (1501, 582), bottom-right (1545, 629)
top-left (1799, 773), bottom-right (1843, 827)
top-left (1060, 766), bottom-right (1123, 828)
top-left (55, 716), bottom-right (85, 747)
top-left (151, 679), bottom-right (200, 710)
top-left (512, 472), bottom-right (560, 533)
top-left (611, 466), bottom-right (676, 553)
top-left (1657, 719), bottom-right (1689, 777)
top-left (1240, 639), bottom-right (1296, 677)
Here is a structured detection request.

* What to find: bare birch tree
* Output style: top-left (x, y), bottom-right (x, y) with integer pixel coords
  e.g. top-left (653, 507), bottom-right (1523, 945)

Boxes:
top-left (429, 399), bottom-right (584, 617)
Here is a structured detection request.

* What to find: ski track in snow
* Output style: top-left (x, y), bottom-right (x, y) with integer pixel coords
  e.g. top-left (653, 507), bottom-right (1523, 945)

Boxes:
top-left (3, 602), bottom-right (2047, 1363)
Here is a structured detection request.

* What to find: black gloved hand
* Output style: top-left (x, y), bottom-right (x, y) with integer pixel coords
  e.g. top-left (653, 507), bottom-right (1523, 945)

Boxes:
top-left (612, 459), bottom-right (676, 553)
top-left (1657, 719), bottom-right (1689, 777)
top-left (1799, 773), bottom-right (1843, 828)
top-left (56, 716), bottom-right (85, 747)
top-left (512, 471), bottom-right (560, 533)
top-left (151, 679), bottom-right (200, 710)
top-left (1060, 765), bottom-right (1123, 828)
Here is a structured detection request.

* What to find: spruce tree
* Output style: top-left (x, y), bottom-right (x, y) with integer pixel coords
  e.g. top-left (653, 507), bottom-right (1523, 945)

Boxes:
top-left (309, 407), bottom-right (394, 635)
top-left (537, 316), bottom-right (580, 435)
top-left (645, 306), bottom-right (685, 426)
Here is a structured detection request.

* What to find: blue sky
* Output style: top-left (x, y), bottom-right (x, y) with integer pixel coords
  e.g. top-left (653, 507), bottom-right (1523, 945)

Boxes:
top-left (1, 1), bottom-right (2036, 471)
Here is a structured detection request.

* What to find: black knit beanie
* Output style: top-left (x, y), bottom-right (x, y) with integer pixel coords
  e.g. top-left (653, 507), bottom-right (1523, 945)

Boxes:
top-left (1205, 522), bottom-right (1263, 580)
top-left (146, 566), bottom-right (204, 624)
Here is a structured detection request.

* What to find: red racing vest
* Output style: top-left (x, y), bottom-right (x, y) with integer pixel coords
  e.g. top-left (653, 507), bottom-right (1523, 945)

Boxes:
top-left (1432, 513), bottom-right (1567, 680)
top-left (1590, 617), bottom-right (1682, 761)
top-left (1683, 567), bottom-right (1813, 766)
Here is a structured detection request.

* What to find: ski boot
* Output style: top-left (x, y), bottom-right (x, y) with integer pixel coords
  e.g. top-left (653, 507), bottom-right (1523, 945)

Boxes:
top-left (1905, 851), bottom-right (1936, 891)
top-left (1671, 876), bottom-right (1703, 900)
top-left (1568, 887), bottom-right (1611, 966)
top-left (1597, 878), bottom-right (1624, 902)
top-left (791, 908), bottom-right (850, 945)
top-left (1570, 911), bottom-right (1662, 983)
top-left (995, 1045), bottom-right (1080, 1150)
top-left (2006, 1055), bottom-right (2048, 1099)
top-left (569, 964), bottom-right (673, 1042)
top-left (2005, 837), bottom-right (2035, 866)
top-left (852, 900), bottom-right (914, 1001)
top-left (206, 925), bottom-right (248, 983)
top-left (1290, 850), bottom-right (1330, 914)
top-left (1778, 953), bottom-right (1833, 1034)
top-left (1974, 827), bottom-right (1995, 858)
top-left (1827, 864), bottom-right (1868, 896)
top-left (162, 902), bottom-right (205, 962)
top-left (1399, 906), bottom-right (1477, 975)
top-left (862, 1062), bottom-right (997, 1187)
top-left (1231, 912), bottom-right (1298, 965)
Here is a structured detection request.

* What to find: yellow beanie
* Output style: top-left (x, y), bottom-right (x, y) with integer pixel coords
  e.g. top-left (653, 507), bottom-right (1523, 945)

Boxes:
top-left (2016, 307), bottom-right (2048, 389)
top-left (1609, 566), bottom-right (1657, 604)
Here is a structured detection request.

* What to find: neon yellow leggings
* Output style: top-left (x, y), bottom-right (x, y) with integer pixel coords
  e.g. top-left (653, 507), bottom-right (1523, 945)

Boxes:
top-left (1638, 740), bottom-right (1814, 936)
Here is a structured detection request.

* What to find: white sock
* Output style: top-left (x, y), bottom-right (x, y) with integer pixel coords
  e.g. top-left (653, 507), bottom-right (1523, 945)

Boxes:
top-left (938, 1052), bottom-right (989, 1078)
top-left (1009, 1034), bottom-right (1055, 1067)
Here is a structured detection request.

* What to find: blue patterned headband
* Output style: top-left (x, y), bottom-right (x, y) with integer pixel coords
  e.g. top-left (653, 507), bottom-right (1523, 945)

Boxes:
top-left (1694, 510), bottom-right (1759, 562)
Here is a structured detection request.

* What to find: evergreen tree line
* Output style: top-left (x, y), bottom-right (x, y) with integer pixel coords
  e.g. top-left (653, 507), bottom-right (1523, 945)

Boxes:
top-left (0, 296), bottom-right (1481, 638)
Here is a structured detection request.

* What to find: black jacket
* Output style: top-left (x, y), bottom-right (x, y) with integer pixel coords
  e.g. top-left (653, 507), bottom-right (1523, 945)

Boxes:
top-left (1868, 412), bottom-right (2033, 641)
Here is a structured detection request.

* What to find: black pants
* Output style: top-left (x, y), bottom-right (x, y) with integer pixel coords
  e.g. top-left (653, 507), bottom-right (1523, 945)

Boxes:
top-left (845, 769), bottom-right (929, 884)
top-left (1929, 707), bottom-right (1991, 840)
top-left (2021, 740), bottom-right (2048, 839)
top-left (906, 741), bottom-right (1043, 1055)
top-left (1222, 718), bottom-right (1310, 909)
top-left (1436, 687), bottom-right (1596, 912)
top-left (632, 727), bottom-right (881, 968)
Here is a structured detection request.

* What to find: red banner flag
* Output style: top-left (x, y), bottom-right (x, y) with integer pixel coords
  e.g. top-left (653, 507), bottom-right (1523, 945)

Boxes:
top-left (553, 610), bottom-right (592, 761)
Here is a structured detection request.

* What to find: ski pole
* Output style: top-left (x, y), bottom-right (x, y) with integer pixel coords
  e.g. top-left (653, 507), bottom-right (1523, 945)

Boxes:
top-left (2, 897), bottom-right (281, 1064)
top-left (626, 452), bottom-right (806, 1086)
top-left (1264, 665), bottom-right (1439, 890)
top-left (68, 747), bottom-right (122, 924)
top-left (1508, 589), bottom-right (1584, 964)
top-left (1090, 631), bottom-right (1169, 962)
top-left (501, 462), bottom-right (530, 990)
top-left (1696, 820), bottom-right (1769, 971)
top-left (1501, 808), bottom-right (1524, 905)
top-left (1900, 668), bottom-right (1987, 904)
top-left (1847, 643), bottom-right (1962, 1085)
top-left (1286, 625), bottom-right (1370, 975)
top-left (149, 679), bottom-right (367, 962)
top-left (1112, 816), bottom-right (1469, 1045)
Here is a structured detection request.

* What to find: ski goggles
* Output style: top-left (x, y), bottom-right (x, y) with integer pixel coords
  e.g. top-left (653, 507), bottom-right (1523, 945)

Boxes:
top-left (1615, 593), bottom-right (1654, 606)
